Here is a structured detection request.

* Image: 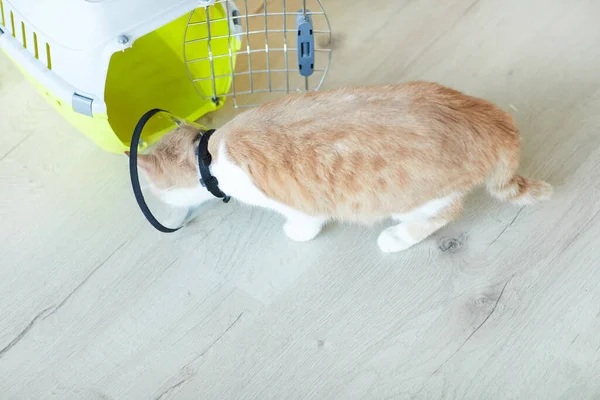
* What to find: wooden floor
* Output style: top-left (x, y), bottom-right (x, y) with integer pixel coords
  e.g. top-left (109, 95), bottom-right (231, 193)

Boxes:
top-left (2, 0), bottom-right (600, 399)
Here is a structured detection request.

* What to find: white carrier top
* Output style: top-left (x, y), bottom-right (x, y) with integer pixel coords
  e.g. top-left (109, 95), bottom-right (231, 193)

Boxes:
top-left (1, 0), bottom-right (203, 113)
top-left (8, 0), bottom-right (199, 50)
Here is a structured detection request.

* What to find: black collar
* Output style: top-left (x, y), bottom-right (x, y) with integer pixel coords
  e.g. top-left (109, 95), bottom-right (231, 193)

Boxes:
top-left (197, 130), bottom-right (231, 203)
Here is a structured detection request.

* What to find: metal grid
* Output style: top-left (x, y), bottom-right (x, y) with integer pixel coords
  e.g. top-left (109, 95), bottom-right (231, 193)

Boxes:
top-left (184, 0), bottom-right (332, 108)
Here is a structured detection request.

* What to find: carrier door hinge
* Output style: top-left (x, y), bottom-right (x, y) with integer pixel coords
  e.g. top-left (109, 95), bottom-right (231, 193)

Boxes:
top-left (72, 93), bottom-right (94, 117)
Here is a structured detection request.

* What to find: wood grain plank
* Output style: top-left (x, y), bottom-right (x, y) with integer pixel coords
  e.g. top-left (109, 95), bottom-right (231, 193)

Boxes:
top-left (1, 0), bottom-right (600, 398)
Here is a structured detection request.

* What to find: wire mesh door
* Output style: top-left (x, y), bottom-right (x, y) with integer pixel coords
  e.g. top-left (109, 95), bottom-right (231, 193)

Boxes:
top-left (184, 0), bottom-right (332, 108)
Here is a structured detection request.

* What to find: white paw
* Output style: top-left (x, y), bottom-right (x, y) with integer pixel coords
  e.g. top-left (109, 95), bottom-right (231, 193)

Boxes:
top-left (377, 227), bottom-right (415, 253)
top-left (284, 220), bottom-right (323, 242)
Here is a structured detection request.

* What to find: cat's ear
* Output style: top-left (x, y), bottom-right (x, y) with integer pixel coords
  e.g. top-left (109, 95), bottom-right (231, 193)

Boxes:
top-left (124, 152), bottom-right (160, 179)
top-left (124, 152), bottom-right (158, 175)
top-left (136, 154), bottom-right (159, 176)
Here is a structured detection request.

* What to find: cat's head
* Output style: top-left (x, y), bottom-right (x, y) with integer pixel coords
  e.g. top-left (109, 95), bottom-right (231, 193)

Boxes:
top-left (126, 124), bottom-right (209, 208)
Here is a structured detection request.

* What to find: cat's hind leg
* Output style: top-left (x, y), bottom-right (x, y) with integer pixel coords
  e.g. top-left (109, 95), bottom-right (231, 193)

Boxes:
top-left (378, 195), bottom-right (463, 253)
top-left (280, 209), bottom-right (327, 242)
top-left (284, 216), bottom-right (327, 242)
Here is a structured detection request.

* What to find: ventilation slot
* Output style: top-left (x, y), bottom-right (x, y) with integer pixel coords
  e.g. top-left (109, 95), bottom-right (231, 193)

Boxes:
top-left (33, 31), bottom-right (39, 59)
top-left (0, 0), bottom-right (5, 28)
top-left (10, 10), bottom-right (14, 37)
top-left (45, 42), bottom-right (52, 69)
top-left (20, 21), bottom-right (26, 48)
top-left (1, 9), bottom-right (47, 68)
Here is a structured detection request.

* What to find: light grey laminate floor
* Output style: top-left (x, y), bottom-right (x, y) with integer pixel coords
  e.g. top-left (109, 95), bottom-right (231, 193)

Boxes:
top-left (1, 0), bottom-right (600, 399)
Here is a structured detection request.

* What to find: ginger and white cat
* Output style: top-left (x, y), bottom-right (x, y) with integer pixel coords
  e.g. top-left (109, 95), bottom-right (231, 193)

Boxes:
top-left (132, 81), bottom-right (552, 252)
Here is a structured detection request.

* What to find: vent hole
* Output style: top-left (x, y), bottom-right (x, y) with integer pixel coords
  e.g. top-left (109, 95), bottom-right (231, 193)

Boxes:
top-left (10, 10), bottom-right (15, 37)
top-left (46, 42), bottom-right (52, 69)
top-left (33, 32), bottom-right (39, 59)
top-left (0, 0), bottom-right (5, 27)
top-left (20, 21), bottom-right (26, 48)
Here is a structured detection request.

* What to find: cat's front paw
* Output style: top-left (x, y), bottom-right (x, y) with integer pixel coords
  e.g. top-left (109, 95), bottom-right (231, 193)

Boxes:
top-left (283, 220), bottom-right (323, 242)
top-left (377, 226), bottom-right (415, 253)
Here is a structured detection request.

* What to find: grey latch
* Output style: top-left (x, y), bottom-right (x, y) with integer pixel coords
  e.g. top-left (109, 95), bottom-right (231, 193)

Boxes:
top-left (296, 10), bottom-right (315, 77)
top-left (72, 93), bottom-right (94, 117)
top-left (0, 26), bottom-right (4, 36)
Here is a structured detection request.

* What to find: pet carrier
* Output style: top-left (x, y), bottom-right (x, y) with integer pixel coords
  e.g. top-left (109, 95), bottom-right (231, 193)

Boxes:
top-left (0, 0), bottom-right (332, 154)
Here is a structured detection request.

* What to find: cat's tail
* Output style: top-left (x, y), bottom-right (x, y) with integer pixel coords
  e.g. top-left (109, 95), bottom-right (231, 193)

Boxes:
top-left (485, 152), bottom-right (553, 205)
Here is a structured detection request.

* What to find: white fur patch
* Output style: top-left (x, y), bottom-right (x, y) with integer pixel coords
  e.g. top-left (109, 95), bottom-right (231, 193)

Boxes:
top-left (160, 186), bottom-right (209, 208)
top-left (153, 142), bottom-right (321, 228)
top-left (378, 218), bottom-right (449, 253)
top-left (377, 226), bottom-right (415, 252)
top-left (212, 144), bottom-right (324, 223)
top-left (283, 217), bottom-right (326, 242)
top-left (393, 193), bottom-right (459, 221)
top-left (509, 191), bottom-right (550, 206)
top-left (488, 183), bottom-right (520, 201)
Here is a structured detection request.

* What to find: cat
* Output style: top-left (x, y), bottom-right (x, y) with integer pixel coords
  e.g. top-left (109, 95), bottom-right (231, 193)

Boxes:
top-left (128, 81), bottom-right (552, 252)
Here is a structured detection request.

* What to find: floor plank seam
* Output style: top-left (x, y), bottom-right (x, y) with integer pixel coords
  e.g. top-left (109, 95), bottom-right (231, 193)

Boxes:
top-left (0, 135), bottom-right (31, 162)
top-left (0, 241), bottom-right (125, 359)
top-left (0, 306), bottom-right (55, 359)
top-left (543, 207), bottom-right (600, 270)
top-left (153, 312), bottom-right (245, 400)
top-left (154, 378), bottom-right (188, 400)
top-left (487, 207), bottom-right (525, 249)
top-left (432, 276), bottom-right (513, 374)
top-left (411, 276), bottom-right (514, 397)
